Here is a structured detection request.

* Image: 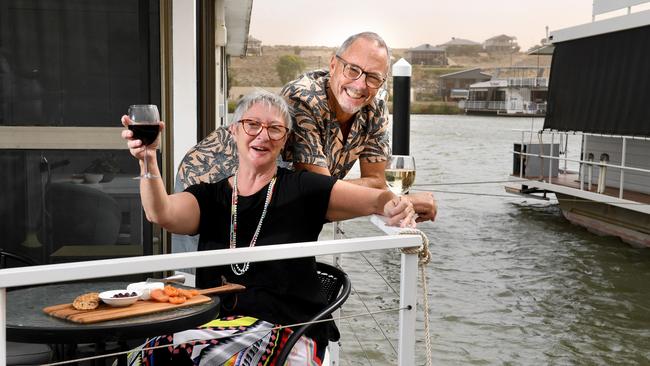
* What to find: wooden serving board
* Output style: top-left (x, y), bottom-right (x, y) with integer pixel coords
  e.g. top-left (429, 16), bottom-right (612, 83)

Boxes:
top-left (43, 295), bottom-right (213, 324)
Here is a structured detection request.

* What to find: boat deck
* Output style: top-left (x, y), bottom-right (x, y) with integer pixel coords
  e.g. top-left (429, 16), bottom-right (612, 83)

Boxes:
top-left (508, 172), bottom-right (650, 205)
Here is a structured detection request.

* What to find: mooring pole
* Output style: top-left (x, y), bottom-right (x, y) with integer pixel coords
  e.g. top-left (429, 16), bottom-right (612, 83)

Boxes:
top-left (392, 58), bottom-right (412, 155)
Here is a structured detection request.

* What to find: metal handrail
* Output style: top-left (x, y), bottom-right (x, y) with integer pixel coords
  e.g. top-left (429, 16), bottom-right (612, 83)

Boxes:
top-left (0, 231), bottom-right (423, 366)
top-left (513, 129), bottom-right (650, 201)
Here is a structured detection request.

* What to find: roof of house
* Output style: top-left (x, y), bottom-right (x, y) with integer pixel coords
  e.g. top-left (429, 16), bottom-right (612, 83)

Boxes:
top-left (485, 34), bottom-right (516, 42)
top-left (247, 35), bottom-right (261, 44)
top-left (438, 37), bottom-right (481, 47)
top-left (408, 43), bottom-right (446, 52)
top-left (439, 67), bottom-right (491, 79)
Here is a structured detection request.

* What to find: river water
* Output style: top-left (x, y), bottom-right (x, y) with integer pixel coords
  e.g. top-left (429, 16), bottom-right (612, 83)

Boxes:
top-left (333, 114), bottom-right (650, 365)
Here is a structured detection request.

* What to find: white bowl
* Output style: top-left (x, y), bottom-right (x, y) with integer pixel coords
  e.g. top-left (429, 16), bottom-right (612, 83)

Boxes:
top-left (83, 173), bottom-right (103, 184)
top-left (126, 282), bottom-right (164, 300)
top-left (98, 289), bottom-right (143, 307)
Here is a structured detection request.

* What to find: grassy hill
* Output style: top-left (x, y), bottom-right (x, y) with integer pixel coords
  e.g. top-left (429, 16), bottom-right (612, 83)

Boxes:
top-left (229, 45), bottom-right (551, 113)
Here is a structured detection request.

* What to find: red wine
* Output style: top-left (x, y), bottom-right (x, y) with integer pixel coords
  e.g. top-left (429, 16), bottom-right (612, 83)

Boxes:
top-left (128, 124), bottom-right (160, 146)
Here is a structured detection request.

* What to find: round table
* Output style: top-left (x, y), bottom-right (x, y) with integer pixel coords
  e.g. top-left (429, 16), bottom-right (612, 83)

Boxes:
top-left (6, 282), bottom-right (220, 344)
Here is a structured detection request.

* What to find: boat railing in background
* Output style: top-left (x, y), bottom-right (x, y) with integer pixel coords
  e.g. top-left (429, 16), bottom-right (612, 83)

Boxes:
top-left (0, 233), bottom-right (423, 366)
top-left (592, 0), bottom-right (650, 20)
top-left (461, 100), bottom-right (545, 115)
top-left (507, 77), bottom-right (548, 87)
top-left (512, 129), bottom-right (650, 212)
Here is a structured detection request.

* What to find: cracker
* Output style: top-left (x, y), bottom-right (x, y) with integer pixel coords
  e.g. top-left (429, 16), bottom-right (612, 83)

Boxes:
top-left (72, 292), bottom-right (100, 310)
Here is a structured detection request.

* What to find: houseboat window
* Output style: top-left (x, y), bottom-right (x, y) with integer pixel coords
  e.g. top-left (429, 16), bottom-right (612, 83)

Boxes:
top-left (0, 0), bottom-right (162, 265)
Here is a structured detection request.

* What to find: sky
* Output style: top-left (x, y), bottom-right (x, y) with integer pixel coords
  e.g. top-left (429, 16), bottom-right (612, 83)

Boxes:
top-left (248, 0), bottom-right (595, 50)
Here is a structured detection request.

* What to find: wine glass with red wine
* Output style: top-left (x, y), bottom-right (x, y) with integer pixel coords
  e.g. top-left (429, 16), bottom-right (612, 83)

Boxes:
top-left (128, 104), bottom-right (160, 179)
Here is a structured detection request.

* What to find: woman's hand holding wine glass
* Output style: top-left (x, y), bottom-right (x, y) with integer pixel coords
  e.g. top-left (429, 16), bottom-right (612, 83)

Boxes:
top-left (385, 154), bottom-right (438, 223)
top-left (121, 104), bottom-right (163, 179)
top-left (385, 155), bottom-right (416, 195)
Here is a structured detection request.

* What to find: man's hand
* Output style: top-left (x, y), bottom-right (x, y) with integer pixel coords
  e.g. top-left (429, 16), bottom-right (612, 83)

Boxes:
top-left (406, 191), bottom-right (437, 222)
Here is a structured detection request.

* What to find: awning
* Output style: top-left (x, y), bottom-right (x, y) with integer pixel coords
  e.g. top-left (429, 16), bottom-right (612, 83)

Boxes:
top-left (543, 25), bottom-right (650, 137)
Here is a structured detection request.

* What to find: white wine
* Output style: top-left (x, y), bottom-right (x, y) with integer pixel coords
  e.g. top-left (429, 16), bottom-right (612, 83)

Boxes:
top-left (385, 169), bottom-right (416, 195)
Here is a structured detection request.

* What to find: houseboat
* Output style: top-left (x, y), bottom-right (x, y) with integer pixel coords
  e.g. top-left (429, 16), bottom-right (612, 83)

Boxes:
top-left (506, 0), bottom-right (650, 247)
top-left (459, 66), bottom-right (548, 116)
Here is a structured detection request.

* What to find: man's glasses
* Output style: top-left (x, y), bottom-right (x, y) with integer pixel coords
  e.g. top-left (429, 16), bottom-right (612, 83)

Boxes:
top-left (335, 55), bottom-right (386, 89)
top-left (238, 119), bottom-right (289, 141)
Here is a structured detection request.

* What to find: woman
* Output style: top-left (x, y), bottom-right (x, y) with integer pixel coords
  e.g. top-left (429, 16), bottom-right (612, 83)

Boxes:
top-left (121, 91), bottom-right (415, 365)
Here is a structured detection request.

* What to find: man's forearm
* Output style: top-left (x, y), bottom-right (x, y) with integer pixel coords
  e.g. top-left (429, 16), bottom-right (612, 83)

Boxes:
top-left (344, 176), bottom-right (387, 189)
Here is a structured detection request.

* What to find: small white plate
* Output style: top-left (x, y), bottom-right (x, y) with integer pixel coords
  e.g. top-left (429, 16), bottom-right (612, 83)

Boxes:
top-left (98, 289), bottom-right (143, 307)
top-left (126, 282), bottom-right (164, 300)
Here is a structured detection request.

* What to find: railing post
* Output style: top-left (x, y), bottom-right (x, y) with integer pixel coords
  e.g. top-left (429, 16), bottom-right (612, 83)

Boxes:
top-left (398, 252), bottom-right (418, 366)
top-left (1, 287), bottom-right (7, 366)
top-left (619, 137), bottom-right (627, 199)
top-left (549, 132), bottom-right (554, 183)
top-left (580, 135), bottom-right (587, 190)
top-left (519, 131), bottom-right (524, 178)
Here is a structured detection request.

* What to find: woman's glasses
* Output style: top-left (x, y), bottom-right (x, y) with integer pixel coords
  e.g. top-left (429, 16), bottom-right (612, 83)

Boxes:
top-left (335, 55), bottom-right (386, 89)
top-left (238, 119), bottom-right (289, 141)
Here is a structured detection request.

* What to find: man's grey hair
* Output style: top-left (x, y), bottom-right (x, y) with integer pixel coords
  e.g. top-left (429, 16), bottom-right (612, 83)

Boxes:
top-left (230, 90), bottom-right (292, 130)
top-left (336, 32), bottom-right (391, 73)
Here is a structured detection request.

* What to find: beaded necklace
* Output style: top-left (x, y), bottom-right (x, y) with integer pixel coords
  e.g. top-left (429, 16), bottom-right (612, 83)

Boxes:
top-left (229, 170), bottom-right (277, 275)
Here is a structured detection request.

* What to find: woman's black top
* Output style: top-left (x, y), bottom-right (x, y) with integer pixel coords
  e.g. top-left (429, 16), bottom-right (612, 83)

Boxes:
top-left (185, 167), bottom-right (337, 348)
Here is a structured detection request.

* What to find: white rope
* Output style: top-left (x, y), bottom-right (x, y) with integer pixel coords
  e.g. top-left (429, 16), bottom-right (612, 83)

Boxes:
top-left (399, 228), bottom-right (433, 366)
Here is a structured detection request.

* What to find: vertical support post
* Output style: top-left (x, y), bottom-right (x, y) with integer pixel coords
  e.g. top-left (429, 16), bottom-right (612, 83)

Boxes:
top-left (330, 222), bottom-right (342, 366)
top-left (392, 58), bottom-right (412, 155)
top-left (564, 132), bottom-right (569, 174)
top-left (1, 287), bottom-right (6, 366)
top-left (580, 135), bottom-right (587, 190)
top-left (619, 137), bottom-right (627, 199)
top-left (519, 131), bottom-right (525, 178)
top-left (398, 252), bottom-right (418, 366)
top-left (549, 133), bottom-right (554, 183)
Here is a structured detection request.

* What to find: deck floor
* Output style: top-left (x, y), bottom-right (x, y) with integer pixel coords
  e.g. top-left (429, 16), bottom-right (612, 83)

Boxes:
top-left (511, 173), bottom-right (650, 204)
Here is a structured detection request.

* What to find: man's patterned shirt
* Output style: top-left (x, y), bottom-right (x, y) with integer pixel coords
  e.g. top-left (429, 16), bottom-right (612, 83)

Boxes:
top-left (281, 70), bottom-right (390, 179)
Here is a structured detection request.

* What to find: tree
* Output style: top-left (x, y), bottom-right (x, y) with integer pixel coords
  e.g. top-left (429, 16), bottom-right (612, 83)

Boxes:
top-left (276, 55), bottom-right (305, 84)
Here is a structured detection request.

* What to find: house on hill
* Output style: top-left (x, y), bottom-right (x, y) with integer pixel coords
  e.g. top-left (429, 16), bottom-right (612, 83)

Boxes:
top-left (484, 34), bottom-right (519, 53)
top-left (438, 37), bottom-right (483, 56)
top-left (406, 44), bottom-right (447, 66)
top-left (246, 35), bottom-right (262, 56)
top-left (439, 68), bottom-right (491, 100)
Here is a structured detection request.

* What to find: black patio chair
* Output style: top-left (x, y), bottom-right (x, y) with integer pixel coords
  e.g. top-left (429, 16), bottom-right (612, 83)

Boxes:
top-left (275, 262), bottom-right (352, 365)
top-left (0, 249), bottom-right (54, 365)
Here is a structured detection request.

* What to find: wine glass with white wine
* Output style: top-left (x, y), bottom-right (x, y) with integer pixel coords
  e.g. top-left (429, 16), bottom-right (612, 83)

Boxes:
top-left (385, 155), bottom-right (416, 195)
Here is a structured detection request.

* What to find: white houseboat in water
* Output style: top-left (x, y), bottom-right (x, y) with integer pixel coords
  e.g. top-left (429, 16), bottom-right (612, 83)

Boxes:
top-left (459, 66), bottom-right (548, 116)
top-left (507, 0), bottom-right (650, 247)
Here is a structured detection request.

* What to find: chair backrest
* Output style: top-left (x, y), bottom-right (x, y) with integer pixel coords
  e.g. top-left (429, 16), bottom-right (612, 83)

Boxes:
top-left (45, 183), bottom-right (121, 249)
top-left (275, 262), bottom-right (352, 365)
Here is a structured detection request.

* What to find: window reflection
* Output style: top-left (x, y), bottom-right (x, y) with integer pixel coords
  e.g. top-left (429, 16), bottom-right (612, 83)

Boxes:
top-left (0, 150), bottom-right (158, 264)
top-left (0, 0), bottom-right (160, 127)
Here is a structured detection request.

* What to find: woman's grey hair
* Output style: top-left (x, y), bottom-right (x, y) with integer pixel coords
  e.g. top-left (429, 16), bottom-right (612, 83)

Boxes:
top-left (336, 32), bottom-right (391, 73)
top-left (230, 90), bottom-right (293, 130)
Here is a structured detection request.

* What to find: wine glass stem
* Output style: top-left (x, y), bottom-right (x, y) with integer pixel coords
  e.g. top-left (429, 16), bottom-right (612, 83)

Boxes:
top-left (143, 146), bottom-right (149, 177)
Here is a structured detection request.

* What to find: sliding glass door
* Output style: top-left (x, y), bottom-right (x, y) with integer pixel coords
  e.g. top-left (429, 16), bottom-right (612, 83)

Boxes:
top-left (0, 0), bottom-right (163, 265)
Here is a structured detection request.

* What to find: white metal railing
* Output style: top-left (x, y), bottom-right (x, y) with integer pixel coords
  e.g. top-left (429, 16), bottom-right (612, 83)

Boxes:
top-left (461, 100), bottom-right (546, 115)
top-left (0, 232), bottom-right (423, 366)
top-left (512, 130), bottom-right (650, 213)
top-left (507, 77), bottom-right (548, 87)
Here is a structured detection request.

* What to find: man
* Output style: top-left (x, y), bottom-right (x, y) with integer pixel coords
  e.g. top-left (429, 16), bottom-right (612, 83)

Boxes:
top-left (280, 32), bottom-right (436, 221)
top-left (177, 32), bottom-right (436, 222)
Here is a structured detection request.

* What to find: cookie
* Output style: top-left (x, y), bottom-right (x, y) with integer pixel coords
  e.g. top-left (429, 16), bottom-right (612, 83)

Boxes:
top-left (72, 292), bottom-right (100, 310)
